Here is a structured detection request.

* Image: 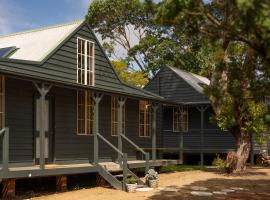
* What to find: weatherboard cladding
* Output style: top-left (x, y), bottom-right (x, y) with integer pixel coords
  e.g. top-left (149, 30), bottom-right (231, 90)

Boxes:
top-left (2, 77), bottom-right (161, 163)
top-left (146, 67), bottom-right (238, 154)
top-left (145, 67), bottom-right (208, 103)
top-left (44, 23), bottom-right (122, 91)
top-left (162, 107), bottom-right (236, 152)
top-left (4, 78), bottom-right (35, 162)
top-left (0, 20), bottom-right (164, 163)
top-left (0, 21), bottom-right (162, 101)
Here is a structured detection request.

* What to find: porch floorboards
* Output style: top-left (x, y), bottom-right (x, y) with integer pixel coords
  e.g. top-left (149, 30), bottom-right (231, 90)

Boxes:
top-left (2, 159), bottom-right (182, 179)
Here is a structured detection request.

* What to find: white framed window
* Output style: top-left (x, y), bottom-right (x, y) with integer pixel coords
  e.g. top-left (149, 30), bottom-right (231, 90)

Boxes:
top-left (0, 76), bottom-right (5, 129)
top-left (139, 100), bottom-right (151, 137)
top-left (77, 90), bottom-right (94, 135)
top-left (111, 96), bottom-right (125, 136)
top-left (77, 37), bottom-right (95, 86)
top-left (173, 107), bottom-right (188, 132)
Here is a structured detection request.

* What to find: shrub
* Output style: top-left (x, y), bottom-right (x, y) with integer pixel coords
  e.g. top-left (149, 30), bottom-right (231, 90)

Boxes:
top-left (127, 177), bottom-right (137, 184)
top-left (212, 154), bottom-right (226, 170)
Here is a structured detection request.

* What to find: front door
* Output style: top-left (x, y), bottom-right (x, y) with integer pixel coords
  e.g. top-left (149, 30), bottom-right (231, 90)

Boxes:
top-left (35, 97), bottom-right (54, 164)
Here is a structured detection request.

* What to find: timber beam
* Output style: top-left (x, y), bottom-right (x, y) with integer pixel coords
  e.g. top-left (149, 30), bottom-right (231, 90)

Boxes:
top-left (178, 105), bottom-right (187, 162)
top-left (92, 92), bottom-right (104, 164)
top-left (151, 102), bottom-right (159, 161)
top-left (33, 82), bottom-right (52, 170)
top-left (196, 105), bottom-right (209, 167)
top-left (117, 96), bottom-right (126, 164)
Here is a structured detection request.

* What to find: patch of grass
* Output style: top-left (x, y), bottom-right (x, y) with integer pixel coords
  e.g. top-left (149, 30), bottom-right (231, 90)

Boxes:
top-left (160, 165), bottom-right (207, 173)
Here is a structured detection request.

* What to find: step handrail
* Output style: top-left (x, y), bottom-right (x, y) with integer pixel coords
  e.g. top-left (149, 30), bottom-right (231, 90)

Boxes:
top-left (120, 134), bottom-right (150, 174)
top-left (97, 133), bottom-right (123, 156)
top-left (120, 134), bottom-right (146, 154)
top-left (96, 132), bottom-right (128, 190)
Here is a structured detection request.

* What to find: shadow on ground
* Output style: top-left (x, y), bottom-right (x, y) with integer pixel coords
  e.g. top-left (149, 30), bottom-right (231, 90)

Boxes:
top-left (205, 167), bottom-right (268, 177)
top-left (148, 178), bottom-right (270, 200)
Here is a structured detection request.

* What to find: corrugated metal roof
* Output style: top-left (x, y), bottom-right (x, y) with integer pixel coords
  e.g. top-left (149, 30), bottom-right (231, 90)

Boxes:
top-left (0, 20), bottom-right (83, 61)
top-left (169, 66), bottom-right (210, 94)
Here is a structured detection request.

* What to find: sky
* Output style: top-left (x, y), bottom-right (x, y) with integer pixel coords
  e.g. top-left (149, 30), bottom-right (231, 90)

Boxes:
top-left (0, 0), bottom-right (91, 35)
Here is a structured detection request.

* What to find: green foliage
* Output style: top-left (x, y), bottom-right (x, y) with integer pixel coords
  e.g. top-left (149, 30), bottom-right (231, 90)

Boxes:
top-left (160, 165), bottom-right (206, 173)
top-left (87, 0), bottom-right (146, 40)
top-left (87, 0), bottom-right (209, 77)
top-left (156, 1), bottom-right (270, 171)
top-left (87, 0), bottom-right (270, 152)
top-left (127, 177), bottom-right (137, 184)
top-left (157, 0), bottom-right (270, 139)
top-left (212, 155), bottom-right (226, 170)
top-left (112, 60), bottom-right (148, 87)
top-left (87, 0), bottom-right (158, 75)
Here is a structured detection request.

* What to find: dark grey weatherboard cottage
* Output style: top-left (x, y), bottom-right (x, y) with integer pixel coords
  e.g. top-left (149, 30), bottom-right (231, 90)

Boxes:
top-left (0, 20), bottom-right (181, 197)
top-left (145, 66), bottom-right (265, 165)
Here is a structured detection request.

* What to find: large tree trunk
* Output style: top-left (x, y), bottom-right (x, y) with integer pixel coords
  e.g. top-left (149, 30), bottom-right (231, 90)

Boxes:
top-left (226, 131), bottom-right (252, 173)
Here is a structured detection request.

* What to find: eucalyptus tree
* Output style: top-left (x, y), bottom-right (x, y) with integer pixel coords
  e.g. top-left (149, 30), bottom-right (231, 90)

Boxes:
top-left (87, 0), bottom-right (205, 77)
top-left (157, 0), bottom-right (270, 173)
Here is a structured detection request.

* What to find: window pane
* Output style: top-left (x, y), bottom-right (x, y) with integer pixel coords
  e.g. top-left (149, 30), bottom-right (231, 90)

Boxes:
top-left (77, 90), bottom-right (93, 135)
top-left (90, 43), bottom-right (94, 57)
top-left (139, 100), bottom-right (151, 137)
top-left (82, 54), bottom-right (85, 67)
top-left (89, 57), bottom-right (93, 71)
top-left (78, 55), bottom-right (81, 68)
top-left (78, 69), bottom-right (81, 84)
top-left (90, 72), bottom-right (93, 86)
top-left (77, 38), bottom-right (94, 86)
top-left (78, 39), bottom-right (82, 54)
top-left (81, 69), bottom-right (85, 84)
top-left (82, 40), bottom-right (85, 54)
top-left (173, 108), bottom-right (180, 132)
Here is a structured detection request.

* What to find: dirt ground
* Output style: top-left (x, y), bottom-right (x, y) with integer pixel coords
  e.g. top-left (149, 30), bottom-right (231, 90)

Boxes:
top-left (29, 167), bottom-right (270, 200)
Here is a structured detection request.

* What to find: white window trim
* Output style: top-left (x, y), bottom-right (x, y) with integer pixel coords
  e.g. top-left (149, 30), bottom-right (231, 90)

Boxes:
top-left (173, 107), bottom-right (189, 132)
top-left (139, 101), bottom-right (151, 138)
top-left (76, 90), bottom-right (94, 136)
top-left (77, 37), bottom-right (95, 86)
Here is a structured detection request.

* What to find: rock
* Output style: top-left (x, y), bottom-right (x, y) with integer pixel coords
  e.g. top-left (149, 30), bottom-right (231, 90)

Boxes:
top-left (221, 189), bottom-right (235, 193)
top-left (191, 191), bottom-right (213, 196)
top-left (213, 191), bottom-right (227, 195)
top-left (136, 187), bottom-right (154, 192)
top-left (190, 186), bottom-right (208, 191)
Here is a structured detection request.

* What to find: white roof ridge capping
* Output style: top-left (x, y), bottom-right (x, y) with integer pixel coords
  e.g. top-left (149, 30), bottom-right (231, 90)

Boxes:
top-left (168, 66), bottom-right (210, 94)
top-left (0, 19), bottom-right (84, 61)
